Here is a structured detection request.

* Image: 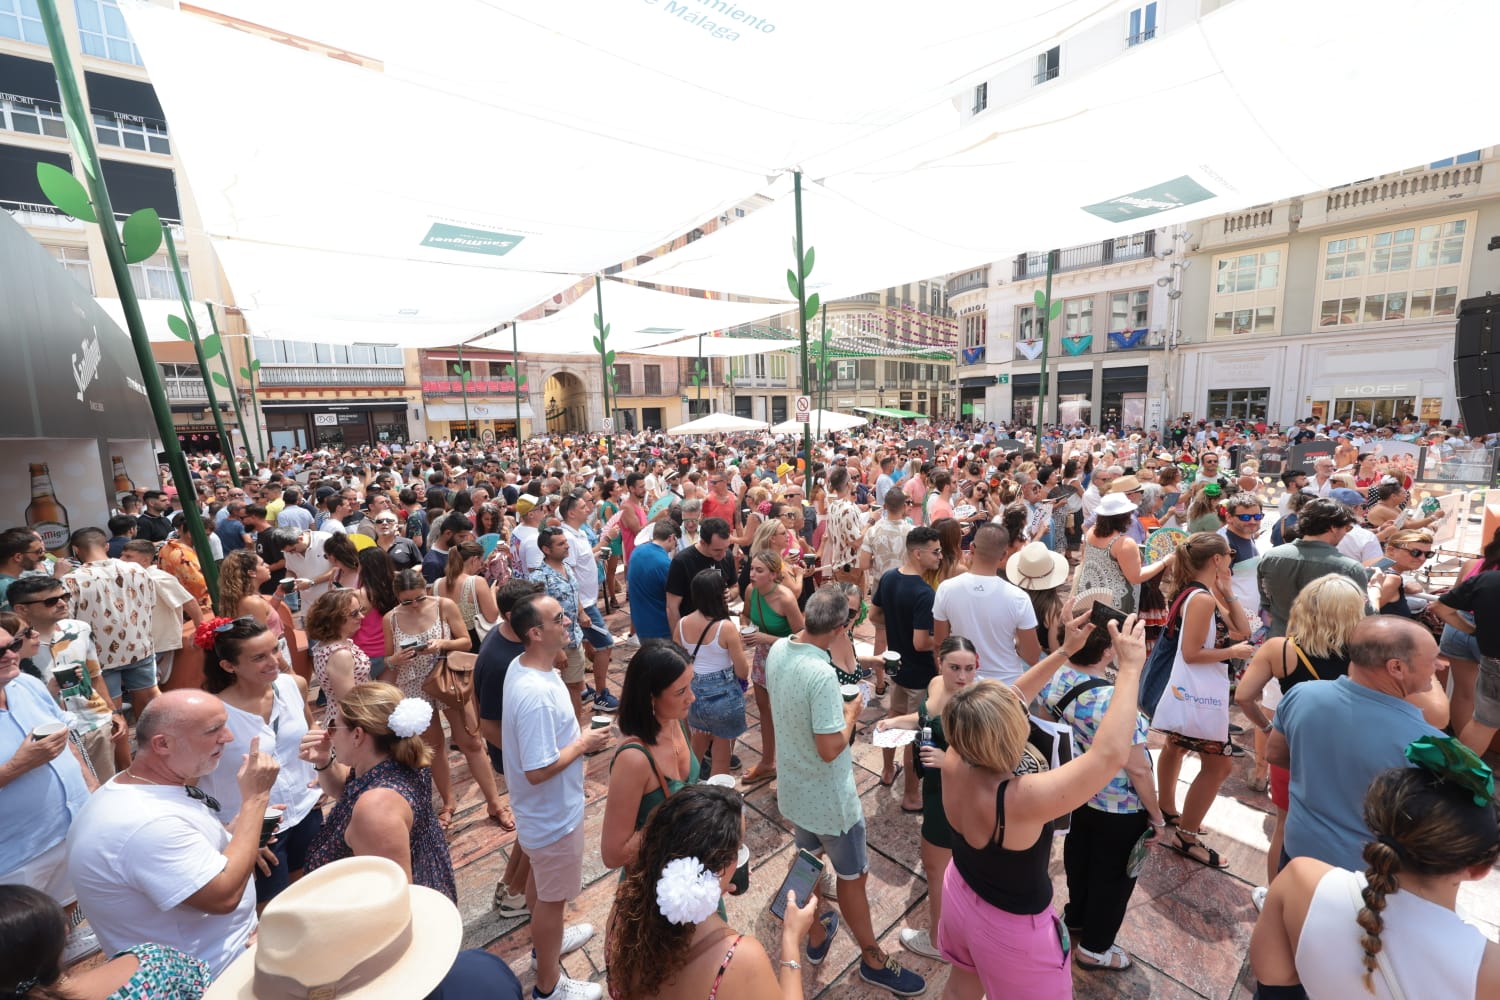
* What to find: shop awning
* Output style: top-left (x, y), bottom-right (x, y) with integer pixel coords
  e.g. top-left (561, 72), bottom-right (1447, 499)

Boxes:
top-left (425, 401), bottom-right (533, 422)
top-left (852, 407), bottom-right (929, 420)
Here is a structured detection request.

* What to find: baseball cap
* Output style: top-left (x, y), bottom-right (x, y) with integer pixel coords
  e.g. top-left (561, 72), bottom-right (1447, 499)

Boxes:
top-left (1328, 488), bottom-right (1366, 507)
top-left (515, 493), bottom-right (539, 515)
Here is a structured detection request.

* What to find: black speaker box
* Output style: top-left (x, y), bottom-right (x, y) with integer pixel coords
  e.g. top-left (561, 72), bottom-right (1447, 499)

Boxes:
top-left (1454, 294), bottom-right (1500, 436)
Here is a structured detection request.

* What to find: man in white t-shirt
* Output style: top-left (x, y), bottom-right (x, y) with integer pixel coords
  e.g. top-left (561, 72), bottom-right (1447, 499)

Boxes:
top-left (512, 495), bottom-right (546, 575)
top-left (1330, 487), bottom-right (1386, 566)
top-left (933, 524), bottom-right (1042, 684)
top-left (282, 529), bottom-right (333, 611)
top-left (66, 690), bottom-right (279, 978)
top-left (501, 593), bottom-right (611, 1000)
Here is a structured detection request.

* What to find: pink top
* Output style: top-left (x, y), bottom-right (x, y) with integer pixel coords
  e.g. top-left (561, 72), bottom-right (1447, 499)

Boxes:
top-left (352, 604), bottom-right (385, 660)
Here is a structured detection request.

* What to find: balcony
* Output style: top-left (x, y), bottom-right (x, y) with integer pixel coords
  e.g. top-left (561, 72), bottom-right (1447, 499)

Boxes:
top-left (162, 378), bottom-right (207, 402)
top-left (421, 378), bottom-right (519, 395)
top-left (946, 268), bottom-right (990, 297)
top-left (1315, 163), bottom-right (1487, 225)
top-left (259, 366), bottom-right (407, 388)
top-left (1012, 231), bottom-right (1156, 280)
top-left (1126, 27), bottom-right (1156, 45)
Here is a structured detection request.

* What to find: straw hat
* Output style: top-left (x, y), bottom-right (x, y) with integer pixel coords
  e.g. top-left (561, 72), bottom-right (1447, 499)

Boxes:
top-left (208, 857), bottom-right (461, 1000)
top-left (1005, 541), bottom-right (1069, 591)
top-left (1096, 493), bottom-right (1137, 517)
top-left (1108, 475), bottom-right (1142, 494)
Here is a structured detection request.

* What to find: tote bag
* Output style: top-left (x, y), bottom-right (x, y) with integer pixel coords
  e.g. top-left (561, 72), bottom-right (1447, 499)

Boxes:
top-left (1149, 590), bottom-right (1230, 741)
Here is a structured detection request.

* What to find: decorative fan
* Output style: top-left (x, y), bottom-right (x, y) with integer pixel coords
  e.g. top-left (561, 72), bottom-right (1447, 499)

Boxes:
top-left (1016, 340), bottom-right (1045, 360)
top-left (1144, 527), bottom-right (1189, 562)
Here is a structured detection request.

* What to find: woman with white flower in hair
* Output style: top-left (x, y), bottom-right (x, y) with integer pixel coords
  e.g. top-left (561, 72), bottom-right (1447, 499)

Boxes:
top-left (299, 682), bottom-right (457, 901)
top-left (606, 785), bottom-right (818, 1000)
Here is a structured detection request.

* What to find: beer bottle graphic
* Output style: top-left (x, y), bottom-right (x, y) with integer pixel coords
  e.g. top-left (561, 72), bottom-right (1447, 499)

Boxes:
top-left (26, 463), bottom-right (71, 556)
top-left (112, 455), bottom-right (135, 504)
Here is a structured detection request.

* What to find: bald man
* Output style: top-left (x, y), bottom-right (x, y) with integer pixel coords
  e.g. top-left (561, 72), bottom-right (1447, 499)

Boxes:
top-left (66, 690), bottom-right (279, 977)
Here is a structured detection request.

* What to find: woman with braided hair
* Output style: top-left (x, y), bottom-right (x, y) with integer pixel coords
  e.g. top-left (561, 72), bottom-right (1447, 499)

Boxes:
top-left (1250, 740), bottom-right (1500, 998)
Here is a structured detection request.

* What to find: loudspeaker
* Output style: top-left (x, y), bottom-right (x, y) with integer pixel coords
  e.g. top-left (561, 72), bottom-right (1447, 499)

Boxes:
top-left (1454, 294), bottom-right (1500, 436)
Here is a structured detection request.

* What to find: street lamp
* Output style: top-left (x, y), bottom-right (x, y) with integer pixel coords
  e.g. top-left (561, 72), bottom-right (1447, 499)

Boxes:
top-left (877, 384), bottom-right (886, 410)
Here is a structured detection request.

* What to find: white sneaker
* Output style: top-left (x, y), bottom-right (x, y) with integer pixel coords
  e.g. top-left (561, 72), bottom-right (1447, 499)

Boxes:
top-left (1251, 886), bottom-right (1269, 912)
top-left (530, 923), bottom-right (595, 969)
top-left (899, 927), bottom-right (944, 960)
top-left (536, 974), bottom-right (603, 1000)
top-left (616, 633), bottom-right (640, 648)
top-left (62, 927), bottom-right (100, 965)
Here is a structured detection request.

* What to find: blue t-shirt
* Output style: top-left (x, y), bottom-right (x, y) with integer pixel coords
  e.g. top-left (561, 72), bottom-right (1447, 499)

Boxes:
top-left (626, 542), bottom-right (672, 640)
top-left (872, 569), bottom-right (936, 688)
top-left (421, 546), bottom-right (448, 586)
top-left (426, 949), bottom-right (523, 1000)
top-left (0, 673), bottom-right (90, 872)
top-left (215, 518), bottom-right (247, 555)
top-left (1274, 676), bottom-right (1441, 869)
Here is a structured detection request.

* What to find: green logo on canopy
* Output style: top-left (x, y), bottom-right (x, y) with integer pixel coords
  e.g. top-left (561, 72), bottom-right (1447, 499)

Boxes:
top-left (421, 223), bottom-right (523, 256)
top-left (1081, 176), bottom-right (1214, 223)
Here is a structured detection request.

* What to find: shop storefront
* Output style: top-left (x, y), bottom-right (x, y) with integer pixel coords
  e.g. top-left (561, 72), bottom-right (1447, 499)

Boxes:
top-left (1101, 365), bottom-right (1148, 428)
top-left (959, 376), bottom-right (994, 422)
top-left (423, 401), bottom-right (535, 442)
top-left (262, 400), bottom-right (410, 451)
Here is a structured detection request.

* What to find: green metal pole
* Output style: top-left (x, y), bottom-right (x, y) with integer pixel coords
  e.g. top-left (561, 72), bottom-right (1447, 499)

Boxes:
top-left (163, 227), bottom-right (238, 487)
top-left (205, 303), bottom-right (253, 466)
top-left (595, 278), bottom-right (614, 463)
top-left (456, 342), bottom-right (472, 440)
top-left (1036, 249), bottom-right (1056, 446)
top-left (793, 172), bottom-right (811, 486)
top-left (697, 332), bottom-right (704, 412)
top-left (243, 333), bottom-right (267, 462)
top-left (512, 322), bottom-right (523, 440)
top-left (35, 0), bottom-right (218, 606)
top-left (817, 303), bottom-right (828, 439)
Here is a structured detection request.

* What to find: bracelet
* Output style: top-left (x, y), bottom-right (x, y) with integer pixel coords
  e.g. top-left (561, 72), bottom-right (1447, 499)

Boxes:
top-left (779, 960), bottom-right (801, 971)
top-left (314, 751), bottom-right (337, 772)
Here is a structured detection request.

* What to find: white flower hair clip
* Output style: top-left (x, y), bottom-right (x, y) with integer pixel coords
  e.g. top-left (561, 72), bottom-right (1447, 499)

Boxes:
top-left (655, 856), bottom-right (722, 925)
top-left (388, 698), bottom-right (433, 739)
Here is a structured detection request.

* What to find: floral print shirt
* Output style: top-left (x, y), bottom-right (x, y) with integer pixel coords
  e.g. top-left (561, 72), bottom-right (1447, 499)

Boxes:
top-left (64, 559), bottom-right (155, 669)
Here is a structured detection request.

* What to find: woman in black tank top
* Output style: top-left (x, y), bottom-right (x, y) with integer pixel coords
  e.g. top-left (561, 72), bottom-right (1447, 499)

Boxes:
top-left (937, 615), bottom-right (1150, 996)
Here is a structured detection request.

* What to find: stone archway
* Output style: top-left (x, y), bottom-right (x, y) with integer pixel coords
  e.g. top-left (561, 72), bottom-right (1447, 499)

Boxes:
top-left (542, 370), bottom-right (589, 435)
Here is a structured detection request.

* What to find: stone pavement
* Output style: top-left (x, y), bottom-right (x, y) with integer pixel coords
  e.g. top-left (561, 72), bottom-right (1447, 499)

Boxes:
top-left (440, 609), bottom-right (1500, 999)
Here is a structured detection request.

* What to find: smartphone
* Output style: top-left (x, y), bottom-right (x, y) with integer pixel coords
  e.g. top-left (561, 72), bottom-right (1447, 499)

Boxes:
top-left (1089, 601), bottom-right (1128, 633)
top-left (769, 849), bottom-right (825, 920)
top-left (399, 638), bottom-right (426, 652)
top-left (1371, 557), bottom-right (1396, 571)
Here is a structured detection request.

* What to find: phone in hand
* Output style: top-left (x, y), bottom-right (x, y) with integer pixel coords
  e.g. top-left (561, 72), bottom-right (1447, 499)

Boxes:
top-left (1371, 557), bottom-right (1396, 571)
top-left (1089, 601), bottom-right (1129, 634)
top-left (769, 849), bottom-right (824, 920)
top-left (399, 638), bottom-right (426, 652)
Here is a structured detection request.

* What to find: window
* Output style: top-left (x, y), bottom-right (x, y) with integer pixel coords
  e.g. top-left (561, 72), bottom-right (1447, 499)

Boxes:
top-left (1034, 46), bottom-right (1059, 85)
top-left (770, 397), bottom-right (787, 423)
top-left (2, 97), bottom-right (66, 137)
top-left (835, 360), bottom-right (858, 380)
top-left (972, 82), bottom-right (987, 114)
top-left (0, 0), bottom-right (45, 44)
top-left (1017, 304), bottom-right (1036, 339)
top-left (1209, 244), bottom-right (1285, 338)
top-left (1127, 2), bottom-right (1157, 44)
top-left (93, 111), bottom-right (169, 154)
top-left (1429, 151), bottom-right (1481, 168)
top-left (962, 312), bottom-right (986, 351)
top-left (253, 339), bottom-right (401, 366)
top-left (1064, 296), bottom-right (1093, 337)
top-left (642, 364), bottom-right (662, 395)
top-left (767, 354), bottom-right (788, 380)
top-left (1207, 387), bottom-right (1270, 421)
top-left (1110, 289), bottom-right (1149, 331)
top-left (45, 244), bottom-right (93, 293)
top-left (127, 253), bottom-right (187, 299)
top-left (613, 364), bottom-right (632, 395)
top-left (75, 0), bottom-right (142, 65)
top-left (1317, 214), bottom-right (1470, 328)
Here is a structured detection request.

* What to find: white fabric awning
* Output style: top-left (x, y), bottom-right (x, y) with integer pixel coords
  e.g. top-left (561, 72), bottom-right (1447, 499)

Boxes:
top-left (664, 413), bottom-right (769, 436)
top-left (97, 297), bottom-right (216, 344)
top-left (424, 401), bottom-right (533, 422)
top-left (769, 410), bottom-right (867, 434)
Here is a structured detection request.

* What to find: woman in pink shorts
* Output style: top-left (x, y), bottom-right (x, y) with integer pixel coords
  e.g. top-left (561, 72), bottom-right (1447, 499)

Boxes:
top-left (937, 614), bottom-right (1149, 998)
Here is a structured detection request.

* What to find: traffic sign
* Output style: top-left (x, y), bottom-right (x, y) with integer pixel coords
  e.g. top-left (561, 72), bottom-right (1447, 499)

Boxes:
top-left (602, 416), bottom-right (615, 434)
top-left (795, 395), bottom-right (811, 422)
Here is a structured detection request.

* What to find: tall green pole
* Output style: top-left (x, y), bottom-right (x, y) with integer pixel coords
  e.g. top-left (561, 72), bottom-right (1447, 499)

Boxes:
top-left (511, 322), bottom-right (523, 440)
top-left (817, 303), bottom-right (827, 439)
top-left (794, 172), bottom-right (812, 485)
top-left (35, 0), bottom-right (218, 606)
top-left (163, 227), bottom-right (238, 486)
top-left (205, 303), bottom-right (253, 465)
top-left (456, 341), bottom-right (471, 437)
top-left (243, 333), bottom-right (267, 461)
top-left (594, 278), bottom-right (614, 462)
top-left (1036, 249), bottom-right (1056, 446)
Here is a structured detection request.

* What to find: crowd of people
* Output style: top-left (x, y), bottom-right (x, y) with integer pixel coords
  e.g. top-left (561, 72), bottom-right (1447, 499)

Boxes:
top-left (0, 410), bottom-right (1497, 999)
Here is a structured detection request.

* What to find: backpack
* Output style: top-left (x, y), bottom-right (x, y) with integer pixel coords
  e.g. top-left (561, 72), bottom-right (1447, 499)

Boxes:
top-left (1140, 582), bottom-right (1208, 718)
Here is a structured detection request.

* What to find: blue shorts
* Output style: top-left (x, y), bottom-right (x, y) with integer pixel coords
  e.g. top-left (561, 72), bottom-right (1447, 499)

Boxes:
top-left (581, 603), bottom-right (613, 648)
top-left (103, 655), bottom-right (158, 699)
top-left (792, 819), bottom-right (869, 880)
top-left (686, 668), bottom-right (747, 739)
top-left (1440, 620), bottom-right (1482, 662)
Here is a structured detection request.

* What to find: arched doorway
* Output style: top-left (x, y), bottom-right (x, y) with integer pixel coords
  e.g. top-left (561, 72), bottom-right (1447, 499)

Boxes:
top-left (542, 371), bottom-right (588, 435)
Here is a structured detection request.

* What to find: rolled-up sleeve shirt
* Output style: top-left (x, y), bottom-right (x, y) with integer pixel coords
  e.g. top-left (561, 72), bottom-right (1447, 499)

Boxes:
top-left (0, 675), bottom-right (90, 874)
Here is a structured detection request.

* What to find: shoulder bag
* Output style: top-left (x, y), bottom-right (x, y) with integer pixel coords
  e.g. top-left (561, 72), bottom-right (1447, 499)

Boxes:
top-left (1140, 582), bottom-right (1208, 717)
top-left (422, 650), bottom-right (480, 734)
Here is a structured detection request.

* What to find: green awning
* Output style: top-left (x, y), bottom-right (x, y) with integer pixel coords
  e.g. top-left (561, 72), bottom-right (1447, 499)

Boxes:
top-left (852, 406), bottom-right (930, 420)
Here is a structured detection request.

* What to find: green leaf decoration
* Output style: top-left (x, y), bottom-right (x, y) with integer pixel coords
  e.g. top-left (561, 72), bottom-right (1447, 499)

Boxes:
top-left (1049, 300), bottom-right (1064, 321)
top-left (518, 376), bottom-right (528, 390)
top-left (201, 333), bottom-right (222, 359)
top-left (36, 163), bottom-right (95, 222)
top-left (167, 314), bottom-right (191, 341)
top-left (249, 359), bottom-right (262, 371)
top-left (601, 323), bottom-right (611, 339)
top-left (804, 292), bottom-right (820, 322)
top-left (605, 350), bottom-right (616, 366)
top-left (211, 371), bottom-right (229, 388)
top-left (593, 314), bottom-right (601, 330)
top-left (802, 246), bottom-right (815, 277)
top-left (592, 336), bottom-right (603, 354)
top-left (120, 208), bottom-right (162, 264)
top-left (239, 366), bottom-right (252, 379)
top-left (786, 268), bottom-right (800, 298)
top-left (1033, 290), bottom-right (1047, 310)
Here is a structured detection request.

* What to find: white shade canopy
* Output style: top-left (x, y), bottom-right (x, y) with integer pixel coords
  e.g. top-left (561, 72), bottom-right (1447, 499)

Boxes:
top-left (664, 413), bottom-right (769, 436)
top-left (770, 410), bottom-right (867, 434)
top-left (96, 298), bottom-right (217, 345)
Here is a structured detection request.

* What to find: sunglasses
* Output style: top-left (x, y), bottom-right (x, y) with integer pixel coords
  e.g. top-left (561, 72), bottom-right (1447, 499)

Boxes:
top-left (398, 595), bottom-right (428, 606)
top-left (185, 785), bottom-right (222, 813)
top-left (373, 518), bottom-right (398, 525)
top-left (213, 616), bottom-right (257, 634)
top-left (14, 594), bottom-right (68, 608)
top-left (551, 611), bottom-right (569, 624)
top-left (347, 607), bottom-right (368, 618)
top-left (1232, 513), bottom-right (1265, 522)
top-left (1394, 547), bottom-right (1434, 560)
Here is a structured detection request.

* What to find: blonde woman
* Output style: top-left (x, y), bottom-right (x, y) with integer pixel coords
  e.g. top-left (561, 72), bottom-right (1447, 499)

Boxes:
top-left (1375, 528), bottom-right (1438, 619)
top-left (738, 548), bottom-right (803, 787)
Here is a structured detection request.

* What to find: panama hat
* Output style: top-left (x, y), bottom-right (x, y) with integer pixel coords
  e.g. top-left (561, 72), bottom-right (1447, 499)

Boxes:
top-left (207, 856), bottom-right (461, 1000)
top-left (1005, 541), bottom-right (1070, 590)
top-left (1108, 475), bottom-right (1143, 494)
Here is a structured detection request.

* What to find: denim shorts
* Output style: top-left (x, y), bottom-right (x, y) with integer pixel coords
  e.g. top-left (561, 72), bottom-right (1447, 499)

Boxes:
top-left (792, 819), bottom-right (869, 880)
top-left (581, 603), bottom-right (614, 648)
top-left (103, 655), bottom-right (158, 699)
top-left (687, 668), bottom-right (747, 739)
top-left (1475, 656), bottom-right (1500, 729)
top-left (1440, 619), bottom-right (1482, 662)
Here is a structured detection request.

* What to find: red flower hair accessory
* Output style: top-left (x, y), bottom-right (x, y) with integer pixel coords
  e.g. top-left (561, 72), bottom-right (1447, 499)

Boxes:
top-left (194, 616), bottom-right (236, 651)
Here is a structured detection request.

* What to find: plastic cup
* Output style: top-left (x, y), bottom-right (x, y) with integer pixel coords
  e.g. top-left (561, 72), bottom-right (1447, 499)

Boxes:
top-left (731, 843), bottom-right (751, 895)
top-left (259, 807), bottom-right (283, 847)
top-left (30, 721), bottom-right (66, 741)
top-left (703, 773), bottom-right (736, 789)
top-left (840, 684), bottom-right (861, 703)
top-left (739, 625), bottom-right (758, 640)
top-left (882, 650), bottom-right (901, 670)
top-left (590, 716), bottom-right (612, 730)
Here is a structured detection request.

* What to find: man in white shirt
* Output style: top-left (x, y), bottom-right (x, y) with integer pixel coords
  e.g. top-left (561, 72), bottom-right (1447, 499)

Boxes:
top-left (282, 529), bottom-right (334, 610)
top-left (933, 524), bottom-right (1042, 684)
top-left (1310, 456), bottom-right (1336, 497)
top-left (67, 690), bottom-right (279, 978)
top-left (501, 594), bottom-right (611, 1000)
top-left (558, 494), bottom-right (616, 711)
top-left (1080, 466), bottom-right (1121, 522)
top-left (118, 541), bottom-right (203, 686)
top-left (1330, 488), bottom-right (1385, 566)
top-left (512, 495), bottom-right (546, 575)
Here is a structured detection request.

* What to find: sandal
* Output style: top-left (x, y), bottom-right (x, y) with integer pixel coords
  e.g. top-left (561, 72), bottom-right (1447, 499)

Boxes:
top-left (1074, 944), bottom-right (1133, 971)
top-left (875, 679), bottom-right (889, 697)
top-left (1247, 773), bottom-right (1270, 793)
top-left (489, 806), bottom-right (516, 831)
top-left (740, 766), bottom-right (776, 787)
top-left (1161, 810), bottom-right (1180, 827)
top-left (437, 804), bottom-right (455, 830)
top-left (880, 763), bottom-right (904, 788)
top-left (1168, 828), bottom-right (1230, 869)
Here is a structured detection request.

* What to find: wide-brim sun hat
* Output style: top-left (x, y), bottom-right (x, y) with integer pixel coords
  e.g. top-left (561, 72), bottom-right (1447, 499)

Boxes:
top-left (207, 856), bottom-right (461, 1000)
top-left (1096, 493), bottom-right (1138, 517)
top-left (1006, 541), bottom-right (1070, 591)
